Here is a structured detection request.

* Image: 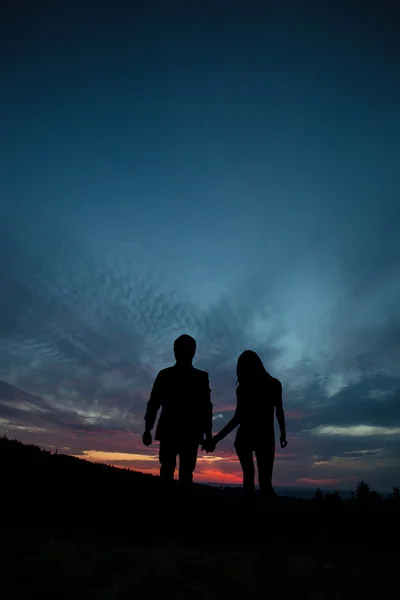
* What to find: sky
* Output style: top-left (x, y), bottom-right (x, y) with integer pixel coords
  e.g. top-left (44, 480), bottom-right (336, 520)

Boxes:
top-left (1, 0), bottom-right (399, 491)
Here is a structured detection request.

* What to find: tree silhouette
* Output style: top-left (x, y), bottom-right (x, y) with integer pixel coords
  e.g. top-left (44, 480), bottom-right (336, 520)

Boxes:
top-left (369, 490), bottom-right (382, 505)
top-left (325, 490), bottom-right (342, 507)
top-left (355, 480), bottom-right (371, 501)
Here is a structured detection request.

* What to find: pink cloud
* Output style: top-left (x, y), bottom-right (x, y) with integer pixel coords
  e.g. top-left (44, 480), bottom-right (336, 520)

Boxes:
top-left (296, 477), bottom-right (342, 486)
top-left (286, 409), bottom-right (306, 419)
top-left (217, 404), bottom-right (237, 413)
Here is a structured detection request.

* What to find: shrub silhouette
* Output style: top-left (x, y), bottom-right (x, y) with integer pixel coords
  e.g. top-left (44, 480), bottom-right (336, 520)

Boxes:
top-left (312, 488), bottom-right (324, 502)
top-left (391, 486), bottom-right (400, 501)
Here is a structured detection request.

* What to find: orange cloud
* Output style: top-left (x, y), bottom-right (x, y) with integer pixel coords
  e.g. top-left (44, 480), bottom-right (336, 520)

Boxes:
top-left (73, 449), bottom-right (158, 462)
top-left (195, 468), bottom-right (243, 485)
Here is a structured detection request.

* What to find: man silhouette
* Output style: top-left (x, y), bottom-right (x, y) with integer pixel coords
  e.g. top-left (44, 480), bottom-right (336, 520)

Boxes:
top-left (143, 334), bottom-right (212, 493)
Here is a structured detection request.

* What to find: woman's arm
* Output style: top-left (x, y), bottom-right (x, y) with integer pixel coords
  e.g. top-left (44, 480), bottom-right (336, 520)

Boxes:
top-left (212, 389), bottom-right (242, 446)
top-left (275, 381), bottom-right (287, 446)
top-left (213, 411), bottom-right (240, 445)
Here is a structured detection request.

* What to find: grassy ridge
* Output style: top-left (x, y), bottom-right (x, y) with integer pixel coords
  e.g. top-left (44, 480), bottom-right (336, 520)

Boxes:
top-left (2, 436), bottom-right (400, 599)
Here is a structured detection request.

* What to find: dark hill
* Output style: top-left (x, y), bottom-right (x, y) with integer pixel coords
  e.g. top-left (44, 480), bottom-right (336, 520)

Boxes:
top-left (2, 435), bottom-right (399, 548)
top-left (2, 436), bottom-right (400, 599)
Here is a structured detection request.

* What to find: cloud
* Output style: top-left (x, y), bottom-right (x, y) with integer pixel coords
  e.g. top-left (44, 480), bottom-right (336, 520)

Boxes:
top-left (0, 379), bottom-right (130, 438)
top-left (310, 425), bottom-right (400, 438)
top-left (0, 419), bottom-right (47, 434)
top-left (75, 450), bottom-right (158, 462)
top-left (344, 448), bottom-right (384, 457)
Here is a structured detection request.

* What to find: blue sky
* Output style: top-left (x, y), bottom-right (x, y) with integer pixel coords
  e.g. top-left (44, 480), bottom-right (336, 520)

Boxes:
top-left (1, 1), bottom-right (399, 489)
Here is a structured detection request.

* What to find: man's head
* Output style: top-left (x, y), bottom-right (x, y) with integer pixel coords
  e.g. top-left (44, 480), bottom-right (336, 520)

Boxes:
top-left (173, 334), bottom-right (196, 364)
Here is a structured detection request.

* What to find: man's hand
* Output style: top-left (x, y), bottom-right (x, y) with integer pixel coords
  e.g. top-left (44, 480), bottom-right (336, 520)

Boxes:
top-left (280, 436), bottom-right (288, 449)
top-left (202, 438), bottom-right (216, 453)
top-left (142, 430), bottom-right (152, 447)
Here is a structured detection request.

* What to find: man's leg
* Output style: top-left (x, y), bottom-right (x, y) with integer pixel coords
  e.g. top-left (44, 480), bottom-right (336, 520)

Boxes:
top-left (178, 442), bottom-right (199, 493)
top-left (255, 441), bottom-right (276, 498)
top-left (236, 446), bottom-right (256, 500)
top-left (159, 440), bottom-right (177, 495)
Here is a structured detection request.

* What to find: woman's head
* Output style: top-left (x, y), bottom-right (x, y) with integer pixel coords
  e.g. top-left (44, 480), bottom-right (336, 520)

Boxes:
top-left (236, 350), bottom-right (270, 383)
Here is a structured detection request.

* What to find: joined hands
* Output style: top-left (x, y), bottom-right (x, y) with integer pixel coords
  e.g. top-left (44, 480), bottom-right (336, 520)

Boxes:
top-left (202, 438), bottom-right (216, 453)
top-left (142, 430), bottom-right (152, 447)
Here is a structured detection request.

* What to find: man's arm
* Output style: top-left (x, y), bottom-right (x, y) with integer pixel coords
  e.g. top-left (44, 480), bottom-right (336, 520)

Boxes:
top-left (143, 372), bottom-right (163, 439)
top-left (203, 374), bottom-right (213, 441)
top-left (275, 381), bottom-right (287, 446)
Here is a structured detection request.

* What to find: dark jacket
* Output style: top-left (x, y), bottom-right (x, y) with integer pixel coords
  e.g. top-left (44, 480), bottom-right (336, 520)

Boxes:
top-left (144, 364), bottom-right (212, 444)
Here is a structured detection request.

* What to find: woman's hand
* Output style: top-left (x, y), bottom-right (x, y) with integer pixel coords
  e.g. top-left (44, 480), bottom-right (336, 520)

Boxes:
top-left (279, 436), bottom-right (288, 449)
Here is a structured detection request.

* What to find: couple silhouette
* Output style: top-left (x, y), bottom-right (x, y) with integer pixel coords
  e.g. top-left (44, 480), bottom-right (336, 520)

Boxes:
top-left (143, 334), bottom-right (287, 499)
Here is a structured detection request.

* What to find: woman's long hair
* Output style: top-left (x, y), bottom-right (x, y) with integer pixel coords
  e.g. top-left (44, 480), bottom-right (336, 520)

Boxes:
top-left (236, 350), bottom-right (271, 386)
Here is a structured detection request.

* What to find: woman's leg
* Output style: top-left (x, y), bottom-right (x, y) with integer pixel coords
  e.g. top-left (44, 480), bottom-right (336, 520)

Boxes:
top-left (255, 440), bottom-right (276, 497)
top-left (236, 446), bottom-right (256, 498)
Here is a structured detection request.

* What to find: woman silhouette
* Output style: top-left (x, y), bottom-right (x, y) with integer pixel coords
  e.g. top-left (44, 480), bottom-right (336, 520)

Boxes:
top-left (208, 350), bottom-right (287, 499)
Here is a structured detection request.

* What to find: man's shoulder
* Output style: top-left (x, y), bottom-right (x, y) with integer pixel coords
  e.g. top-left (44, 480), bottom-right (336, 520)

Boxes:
top-left (192, 367), bottom-right (209, 379)
top-left (156, 366), bottom-right (175, 379)
top-left (156, 365), bottom-right (209, 382)
top-left (156, 365), bottom-right (208, 375)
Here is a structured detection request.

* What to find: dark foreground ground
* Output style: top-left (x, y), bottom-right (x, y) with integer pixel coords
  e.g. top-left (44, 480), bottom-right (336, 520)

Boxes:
top-left (2, 436), bottom-right (400, 599)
